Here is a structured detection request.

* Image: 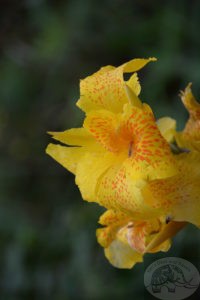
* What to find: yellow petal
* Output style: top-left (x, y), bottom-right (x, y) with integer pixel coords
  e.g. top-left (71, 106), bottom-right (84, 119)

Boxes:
top-left (46, 143), bottom-right (84, 174)
top-left (157, 117), bottom-right (176, 143)
top-left (123, 57), bottom-right (157, 72)
top-left (77, 58), bottom-right (156, 113)
top-left (48, 128), bottom-right (94, 146)
top-left (145, 221), bottom-right (186, 253)
top-left (98, 209), bottom-right (128, 226)
top-left (124, 84), bottom-right (143, 108)
top-left (75, 151), bottom-right (117, 202)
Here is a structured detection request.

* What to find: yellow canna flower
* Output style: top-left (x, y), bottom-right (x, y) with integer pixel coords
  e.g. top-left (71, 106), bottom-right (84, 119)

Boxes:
top-left (175, 83), bottom-right (200, 151)
top-left (46, 58), bottom-right (200, 269)
top-left (46, 58), bottom-right (177, 221)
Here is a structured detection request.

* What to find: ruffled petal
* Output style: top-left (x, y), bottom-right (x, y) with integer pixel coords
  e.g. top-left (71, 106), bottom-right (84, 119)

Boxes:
top-left (96, 210), bottom-right (131, 248)
top-left (175, 83), bottom-right (200, 151)
top-left (77, 58), bottom-right (156, 113)
top-left (101, 217), bottom-right (172, 269)
top-left (181, 83), bottom-right (200, 115)
top-left (126, 73), bottom-right (141, 97)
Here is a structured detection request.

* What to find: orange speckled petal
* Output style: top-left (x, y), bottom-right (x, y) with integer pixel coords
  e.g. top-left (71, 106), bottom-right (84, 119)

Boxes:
top-left (96, 227), bottom-right (118, 248)
top-left (98, 209), bottom-right (129, 226)
top-left (127, 219), bottom-right (161, 253)
top-left (97, 210), bottom-right (131, 247)
top-left (84, 110), bottom-right (121, 152)
top-left (77, 58), bottom-right (156, 113)
top-left (121, 105), bottom-right (178, 180)
top-left (127, 225), bottom-right (146, 253)
top-left (143, 153), bottom-right (200, 226)
top-left (97, 165), bottom-right (161, 219)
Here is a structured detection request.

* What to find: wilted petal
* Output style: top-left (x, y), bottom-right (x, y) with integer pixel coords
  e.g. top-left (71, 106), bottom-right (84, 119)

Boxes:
top-left (176, 83), bottom-right (200, 151)
top-left (104, 225), bottom-right (143, 269)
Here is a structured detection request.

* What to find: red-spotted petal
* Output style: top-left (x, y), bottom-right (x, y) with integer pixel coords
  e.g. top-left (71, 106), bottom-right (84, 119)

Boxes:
top-left (77, 58), bottom-right (156, 113)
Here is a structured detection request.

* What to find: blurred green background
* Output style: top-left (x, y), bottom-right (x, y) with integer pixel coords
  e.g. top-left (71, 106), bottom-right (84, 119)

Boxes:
top-left (0, 0), bottom-right (200, 299)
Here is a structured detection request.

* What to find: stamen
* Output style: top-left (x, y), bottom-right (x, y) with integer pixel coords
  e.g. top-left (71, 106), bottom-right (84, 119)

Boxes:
top-left (128, 141), bottom-right (134, 157)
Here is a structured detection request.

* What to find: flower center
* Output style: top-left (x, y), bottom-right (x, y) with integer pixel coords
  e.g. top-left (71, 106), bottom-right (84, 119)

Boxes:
top-left (128, 140), bottom-right (134, 157)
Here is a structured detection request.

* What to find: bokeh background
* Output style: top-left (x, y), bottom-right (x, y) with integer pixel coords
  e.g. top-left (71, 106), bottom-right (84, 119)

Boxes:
top-left (1, 0), bottom-right (200, 299)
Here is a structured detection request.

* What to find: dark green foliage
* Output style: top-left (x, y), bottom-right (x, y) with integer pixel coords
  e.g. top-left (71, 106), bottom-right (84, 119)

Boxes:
top-left (0, 1), bottom-right (200, 299)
